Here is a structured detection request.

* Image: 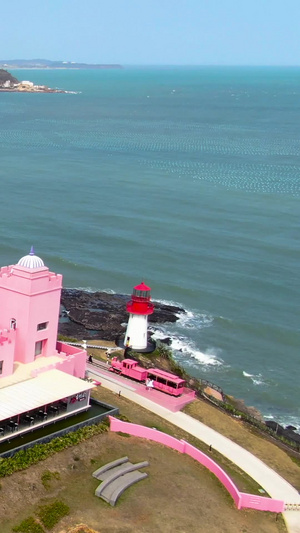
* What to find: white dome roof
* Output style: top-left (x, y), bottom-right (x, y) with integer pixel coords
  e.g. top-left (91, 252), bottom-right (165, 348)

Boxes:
top-left (17, 247), bottom-right (45, 269)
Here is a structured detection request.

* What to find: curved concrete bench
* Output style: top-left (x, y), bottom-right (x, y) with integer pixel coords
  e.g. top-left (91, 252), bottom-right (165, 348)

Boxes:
top-left (93, 456), bottom-right (129, 480)
top-left (97, 461), bottom-right (135, 481)
top-left (95, 461), bottom-right (149, 505)
top-left (99, 471), bottom-right (148, 506)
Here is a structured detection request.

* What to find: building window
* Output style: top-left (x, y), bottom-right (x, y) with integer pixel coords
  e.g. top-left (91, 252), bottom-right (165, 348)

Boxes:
top-left (37, 322), bottom-right (48, 331)
top-left (10, 318), bottom-right (17, 330)
top-left (35, 341), bottom-right (43, 357)
top-left (0, 361), bottom-right (3, 375)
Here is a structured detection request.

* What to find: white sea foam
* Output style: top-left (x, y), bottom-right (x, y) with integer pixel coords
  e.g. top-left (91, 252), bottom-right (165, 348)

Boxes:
top-left (101, 288), bottom-right (117, 294)
top-left (149, 299), bottom-right (219, 367)
top-left (187, 345), bottom-right (222, 366)
top-left (151, 327), bottom-right (222, 367)
top-left (154, 297), bottom-right (184, 308)
top-left (71, 287), bottom-right (117, 294)
top-left (155, 298), bottom-right (214, 330)
top-left (243, 370), bottom-right (265, 386)
top-left (177, 310), bottom-right (214, 329)
top-left (71, 286), bottom-right (96, 293)
top-left (171, 336), bottom-right (222, 367)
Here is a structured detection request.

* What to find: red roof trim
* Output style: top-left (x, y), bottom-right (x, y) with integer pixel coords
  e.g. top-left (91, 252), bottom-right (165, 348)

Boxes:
top-left (134, 282), bottom-right (151, 291)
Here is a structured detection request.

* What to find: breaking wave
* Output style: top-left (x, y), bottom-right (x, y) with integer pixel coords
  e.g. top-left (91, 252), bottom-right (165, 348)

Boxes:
top-left (243, 370), bottom-right (265, 386)
top-left (150, 299), bottom-right (222, 369)
top-left (151, 327), bottom-right (222, 367)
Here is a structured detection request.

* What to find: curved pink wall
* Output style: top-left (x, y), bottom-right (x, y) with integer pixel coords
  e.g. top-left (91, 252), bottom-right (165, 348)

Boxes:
top-left (109, 417), bottom-right (284, 513)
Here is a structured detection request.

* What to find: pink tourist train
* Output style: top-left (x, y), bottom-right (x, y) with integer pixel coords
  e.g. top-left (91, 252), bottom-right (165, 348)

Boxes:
top-left (109, 357), bottom-right (186, 396)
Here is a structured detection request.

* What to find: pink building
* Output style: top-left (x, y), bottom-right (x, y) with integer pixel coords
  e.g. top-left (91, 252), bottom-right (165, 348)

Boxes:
top-left (0, 247), bottom-right (86, 379)
top-left (0, 248), bottom-right (95, 442)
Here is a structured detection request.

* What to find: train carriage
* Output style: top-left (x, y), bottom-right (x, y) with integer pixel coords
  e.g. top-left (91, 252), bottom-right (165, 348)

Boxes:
top-left (146, 369), bottom-right (185, 396)
top-left (110, 357), bottom-right (186, 396)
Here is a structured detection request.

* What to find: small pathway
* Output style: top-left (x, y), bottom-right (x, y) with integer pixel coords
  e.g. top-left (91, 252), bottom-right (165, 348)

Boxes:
top-left (88, 364), bottom-right (300, 533)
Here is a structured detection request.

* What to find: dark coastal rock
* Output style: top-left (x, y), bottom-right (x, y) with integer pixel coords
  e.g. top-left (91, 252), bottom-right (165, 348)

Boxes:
top-left (59, 288), bottom-right (184, 341)
top-left (265, 421), bottom-right (284, 433)
top-left (158, 337), bottom-right (172, 346)
top-left (265, 420), bottom-right (300, 445)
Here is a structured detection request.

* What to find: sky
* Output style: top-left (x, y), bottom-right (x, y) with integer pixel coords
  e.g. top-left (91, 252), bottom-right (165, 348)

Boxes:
top-left (2, 0), bottom-right (300, 66)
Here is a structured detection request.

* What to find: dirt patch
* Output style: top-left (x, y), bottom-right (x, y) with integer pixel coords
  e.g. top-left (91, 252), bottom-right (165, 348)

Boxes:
top-left (204, 386), bottom-right (223, 401)
top-left (62, 526), bottom-right (99, 533)
top-left (1, 432), bottom-right (286, 533)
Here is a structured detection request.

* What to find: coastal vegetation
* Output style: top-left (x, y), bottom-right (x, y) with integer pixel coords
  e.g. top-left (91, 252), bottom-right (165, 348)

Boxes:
top-left (0, 68), bottom-right (18, 85)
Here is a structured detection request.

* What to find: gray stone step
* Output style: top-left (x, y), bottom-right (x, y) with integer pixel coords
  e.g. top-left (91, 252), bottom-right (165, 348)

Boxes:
top-left (100, 471), bottom-right (148, 505)
top-left (93, 456), bottom-right (129, 479)
top-left (98, 461), bottom-right (134, 481)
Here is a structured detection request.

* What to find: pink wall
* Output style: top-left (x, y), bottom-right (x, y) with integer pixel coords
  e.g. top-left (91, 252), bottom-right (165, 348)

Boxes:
top-left (109, 417), bottom-right (285, 513)
top-left (183, 441), bottom-right (241, 507)
top-left (54, 356), bottom-right (75, 376)
top-left (0, 330), bottom-right (16, 378)
top-left (239, 493), bottom-right (284, 512)
top-left (56, 342), bottom-right (86, 378)
top-left (110, 418), bottom-right (185, 453)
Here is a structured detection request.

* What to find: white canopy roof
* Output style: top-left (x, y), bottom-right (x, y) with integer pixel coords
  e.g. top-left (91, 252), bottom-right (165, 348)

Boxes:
top-left (0, 369), bottom-right (95, 421)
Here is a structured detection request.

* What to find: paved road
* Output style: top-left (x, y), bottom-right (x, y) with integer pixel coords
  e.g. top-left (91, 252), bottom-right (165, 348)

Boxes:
top-left (88, 365), bottom-right (300, 533)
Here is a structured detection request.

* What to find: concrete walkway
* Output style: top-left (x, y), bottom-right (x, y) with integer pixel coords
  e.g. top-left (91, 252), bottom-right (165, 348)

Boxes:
top-left (88, 365), bottom-right (300, 533)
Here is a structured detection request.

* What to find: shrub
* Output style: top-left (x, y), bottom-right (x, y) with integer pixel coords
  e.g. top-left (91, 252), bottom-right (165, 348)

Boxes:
top-left (117, 414), bottom-right (131, 423)
top-left (116, 432), bottom-right (131, 438)
top-left (12, 516), bottom-right (44, 533)
top-left (41, 470), bottom-right (61, 490)
top-left (0, 422), bottom-right (108, 478)
top-left (37, 500), bottom-right (70, 529)
top-left (57, 335), bottom-right (79, 343)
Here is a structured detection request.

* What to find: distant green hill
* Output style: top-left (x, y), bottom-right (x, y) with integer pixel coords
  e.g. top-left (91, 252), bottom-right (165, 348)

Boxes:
top-left (0, 69), bottom-right (19, 85)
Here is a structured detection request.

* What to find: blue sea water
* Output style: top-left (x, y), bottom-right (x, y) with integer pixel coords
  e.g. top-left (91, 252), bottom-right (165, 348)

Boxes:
top-left (1, 66), bottom-right (299, 428)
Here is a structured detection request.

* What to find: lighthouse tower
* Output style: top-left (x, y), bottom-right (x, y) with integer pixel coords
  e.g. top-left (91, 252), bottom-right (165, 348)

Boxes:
top-left (124, 282), bottom-right (154, 351)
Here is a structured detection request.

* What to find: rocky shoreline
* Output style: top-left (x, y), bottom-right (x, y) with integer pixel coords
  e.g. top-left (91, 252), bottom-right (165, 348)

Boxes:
top-left (59, 288), bottom-right (184, 341)
top-left (0, 68), bottom-right (68, 93)
top-left (0, 87), bottom-right (67, 93)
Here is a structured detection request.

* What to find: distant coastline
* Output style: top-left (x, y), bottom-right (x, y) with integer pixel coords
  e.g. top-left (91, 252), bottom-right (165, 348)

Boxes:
top-left (0, 59), bottom-right (122, 70)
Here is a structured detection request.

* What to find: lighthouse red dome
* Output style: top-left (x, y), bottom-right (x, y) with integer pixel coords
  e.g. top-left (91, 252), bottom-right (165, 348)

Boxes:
top-left (134, 282), bottom-right (151, 292)
top-left (126, 282), bottom-right (154, 316)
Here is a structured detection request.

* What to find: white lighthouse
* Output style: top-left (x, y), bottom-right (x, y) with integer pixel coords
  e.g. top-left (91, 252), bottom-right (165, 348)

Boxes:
top-left (124, 282), bottom-right (154, 351)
